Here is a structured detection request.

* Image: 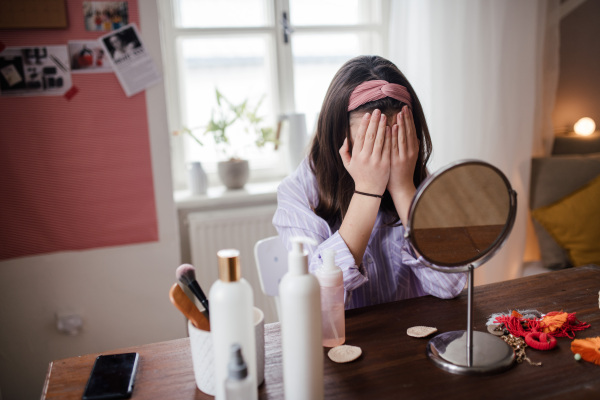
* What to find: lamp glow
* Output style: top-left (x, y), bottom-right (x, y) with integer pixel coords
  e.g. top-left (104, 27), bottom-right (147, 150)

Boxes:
top-left (573, 117), bottom-right (596, 136)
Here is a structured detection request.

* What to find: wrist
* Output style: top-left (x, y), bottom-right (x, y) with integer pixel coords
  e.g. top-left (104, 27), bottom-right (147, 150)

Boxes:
top-left (389, 184), bottom-right (416, 201)
top-left (390, 186), bottom-right (416, 225)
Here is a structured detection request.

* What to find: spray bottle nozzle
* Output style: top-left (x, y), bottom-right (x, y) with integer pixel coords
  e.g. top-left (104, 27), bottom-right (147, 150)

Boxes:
top-left (227, 343), bottom-right (248, 380)
top-left (322, 249), bottom-right (337, 272)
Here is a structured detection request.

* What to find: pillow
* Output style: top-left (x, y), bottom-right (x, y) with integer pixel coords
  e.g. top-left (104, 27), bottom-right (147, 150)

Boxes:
top-left (530, 154), bottom-right (600, 269)
top-left (531, 219), bottom-right (571, 270)
top-left (531, 174), bottom-right (600, 267)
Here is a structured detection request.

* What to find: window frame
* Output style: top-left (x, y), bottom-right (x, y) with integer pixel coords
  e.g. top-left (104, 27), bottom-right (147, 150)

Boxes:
top-left (159, 0), bottom-right (390, 191)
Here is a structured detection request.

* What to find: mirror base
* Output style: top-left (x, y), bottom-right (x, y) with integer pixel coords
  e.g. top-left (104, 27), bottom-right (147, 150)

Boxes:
top-left (427, 330), bottom-right (515, 375)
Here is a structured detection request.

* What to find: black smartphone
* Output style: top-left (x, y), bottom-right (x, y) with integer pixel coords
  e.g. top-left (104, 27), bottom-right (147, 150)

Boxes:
top-left (82, 352), bottom-right (140, 400)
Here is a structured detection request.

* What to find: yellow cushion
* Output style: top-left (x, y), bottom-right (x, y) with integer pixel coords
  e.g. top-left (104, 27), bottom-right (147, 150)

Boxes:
top-left (531, 174), bottom-right (600, 267)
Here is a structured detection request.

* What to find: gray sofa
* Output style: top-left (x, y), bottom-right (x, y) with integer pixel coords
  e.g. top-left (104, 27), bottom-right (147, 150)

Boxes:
top-left (525, 135), bottom-right (600, 275)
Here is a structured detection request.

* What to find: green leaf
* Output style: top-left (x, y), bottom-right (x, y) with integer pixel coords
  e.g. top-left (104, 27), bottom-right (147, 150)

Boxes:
top-left (199, 87), bottom-right (276, 157)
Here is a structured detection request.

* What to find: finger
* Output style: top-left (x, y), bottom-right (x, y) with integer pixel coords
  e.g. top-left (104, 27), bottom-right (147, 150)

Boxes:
top-left (382, 126), bottom-right (392, 162)
top-left (405, 105), bottom-right (415, 129)
top-left (339, 137), bottom-right (351, 167)
top-left (391, 124), bottom-right (399, 159)
top-left (372, 113), bottom-right (387, 157)
top-left (353, 112), bottom-right (370, 154)
top-left (404, 106), bottom-right (419, 154)
top-left (361, 109), bottom-right (381, 154)
top-left (398, 109), bottom-right (408, 155)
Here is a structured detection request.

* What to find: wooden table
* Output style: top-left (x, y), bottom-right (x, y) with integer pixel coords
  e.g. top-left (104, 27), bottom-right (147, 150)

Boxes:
top-left (42, 265), bottom-right (600, 399)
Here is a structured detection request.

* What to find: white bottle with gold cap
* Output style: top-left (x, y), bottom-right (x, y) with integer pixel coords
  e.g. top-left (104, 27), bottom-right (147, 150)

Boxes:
top-left (209, 249), bottom-right (257, 400)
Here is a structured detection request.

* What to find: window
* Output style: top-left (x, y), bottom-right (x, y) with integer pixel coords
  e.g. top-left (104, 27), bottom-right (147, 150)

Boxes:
top-left (160, 0), bottom-right (388, 190)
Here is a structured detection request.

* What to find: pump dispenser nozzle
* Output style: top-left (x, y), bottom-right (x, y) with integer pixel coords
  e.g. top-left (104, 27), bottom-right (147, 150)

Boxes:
top-left (290, 236), bottom-right (317, 253)
top-left (288, 236), bottom-right (318, 275)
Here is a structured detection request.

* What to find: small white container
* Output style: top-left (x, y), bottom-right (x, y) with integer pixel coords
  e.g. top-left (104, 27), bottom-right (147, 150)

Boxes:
top-left (188, 161), bottom-right (208, 195)
top-left (315, 249), bottom-right (345, 347)
top-left (225, 343), bottom-right (254, 400)
top-left (209, 249), bottom-right (257, 400)
top-left (279, 237), bottom-right (324, 400)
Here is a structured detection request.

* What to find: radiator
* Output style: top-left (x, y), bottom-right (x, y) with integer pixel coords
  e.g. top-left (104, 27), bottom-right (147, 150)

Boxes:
top-left (188, 204), bottom-right (279, 323)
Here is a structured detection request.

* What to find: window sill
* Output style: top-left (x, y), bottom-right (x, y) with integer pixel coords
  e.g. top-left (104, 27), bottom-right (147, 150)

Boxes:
top-left (174, 180), bottom-right (280, 211)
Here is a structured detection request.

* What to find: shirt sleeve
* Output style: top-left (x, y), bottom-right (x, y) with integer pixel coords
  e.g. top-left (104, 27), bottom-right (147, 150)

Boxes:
top-left (272, 160), bottom-right (369, 293)
top-left (400, 240), bottom-right (467, 299)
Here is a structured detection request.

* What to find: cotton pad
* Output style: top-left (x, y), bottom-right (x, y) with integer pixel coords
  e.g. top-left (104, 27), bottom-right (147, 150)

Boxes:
top-left (328, 345), bottom-right (362, 363)
top-left (407, 326), bottom-right (438, 338)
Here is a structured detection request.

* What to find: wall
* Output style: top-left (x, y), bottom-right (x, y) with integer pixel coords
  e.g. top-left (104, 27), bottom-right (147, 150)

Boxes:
top-left (552, 0), bottom-right (600, 132)
top-left (0, 2), bottom-right (185, 399)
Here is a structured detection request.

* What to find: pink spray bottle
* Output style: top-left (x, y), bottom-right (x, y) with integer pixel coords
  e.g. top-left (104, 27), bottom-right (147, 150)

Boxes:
top-left (315, 249), bottom-right (345, 347)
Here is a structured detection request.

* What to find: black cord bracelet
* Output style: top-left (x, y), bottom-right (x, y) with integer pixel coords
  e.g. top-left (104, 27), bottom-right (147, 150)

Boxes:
top-left (354, 190), bottom-right (383, 199)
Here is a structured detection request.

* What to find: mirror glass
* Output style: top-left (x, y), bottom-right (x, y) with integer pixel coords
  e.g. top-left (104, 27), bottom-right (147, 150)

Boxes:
top-left (408, 161), bottom-right (514, 267)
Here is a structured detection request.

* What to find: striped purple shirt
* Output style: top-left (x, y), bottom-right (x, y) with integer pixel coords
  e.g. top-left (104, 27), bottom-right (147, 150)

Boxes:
top-left (273, 158), bottom-right (467, 310)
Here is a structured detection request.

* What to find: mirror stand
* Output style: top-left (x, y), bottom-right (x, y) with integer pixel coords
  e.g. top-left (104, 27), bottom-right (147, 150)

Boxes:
top-left (426, 265), bottom-right (515, 375)
top-left (406, 160), bottom-right (519, 375)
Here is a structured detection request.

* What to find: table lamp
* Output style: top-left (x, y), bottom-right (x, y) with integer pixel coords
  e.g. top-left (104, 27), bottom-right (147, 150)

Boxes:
top-left (573, 117), bottom-right (596, 136)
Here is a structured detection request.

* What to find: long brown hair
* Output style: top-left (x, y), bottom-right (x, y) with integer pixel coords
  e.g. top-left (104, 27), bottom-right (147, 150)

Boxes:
top-left (309, 55), bottom-right (432, 227)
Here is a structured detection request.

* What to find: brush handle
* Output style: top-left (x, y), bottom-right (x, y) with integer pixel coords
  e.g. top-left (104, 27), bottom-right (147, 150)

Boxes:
top-left (169, 283), bottom-right (210, 331)
top-left (189, 281), bottom-right (210, 318)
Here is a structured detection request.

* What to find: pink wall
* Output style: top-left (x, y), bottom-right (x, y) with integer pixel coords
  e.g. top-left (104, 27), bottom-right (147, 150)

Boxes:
top-left (0, 0), bottom-right (158, 260)
top-left (552, 0), bottom-right (600, 133)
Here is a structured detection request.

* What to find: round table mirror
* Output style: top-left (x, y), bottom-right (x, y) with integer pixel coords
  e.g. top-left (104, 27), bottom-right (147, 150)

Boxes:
top-left (405, 160), bottom-right (517, 375)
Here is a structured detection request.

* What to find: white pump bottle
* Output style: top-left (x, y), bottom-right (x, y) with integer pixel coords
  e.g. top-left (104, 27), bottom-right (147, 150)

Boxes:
top-left (315, 249), bottom-right (345, 347)
top-left (279, 236), bottom-right (324, 400)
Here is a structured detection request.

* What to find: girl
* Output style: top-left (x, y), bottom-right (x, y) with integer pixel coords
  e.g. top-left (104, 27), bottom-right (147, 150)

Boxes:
top-left (273, 55), bottom-right (467, 309)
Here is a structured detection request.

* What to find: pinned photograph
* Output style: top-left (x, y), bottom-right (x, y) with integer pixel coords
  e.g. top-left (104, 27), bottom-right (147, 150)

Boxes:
top-left (83, 1), bottom-right (128, 32)
top-left (0, 45), bottom-right (72, 97)
top-left (99, 23), bottom-right (162, 97)
top-left (101, 25), bottom-right (142, 65)
top-left (68, 40), bottom-right (112, 74)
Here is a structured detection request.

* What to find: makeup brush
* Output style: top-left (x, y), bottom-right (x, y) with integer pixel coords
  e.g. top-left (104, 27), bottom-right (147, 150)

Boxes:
top-left (169, 283), bottom-right (210, 331)
top-left (176, 264), bottom-right (210, 318)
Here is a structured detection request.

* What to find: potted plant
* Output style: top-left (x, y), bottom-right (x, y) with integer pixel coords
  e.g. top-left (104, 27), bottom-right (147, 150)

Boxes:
top-left (175, 89), bottom-right (277, 190)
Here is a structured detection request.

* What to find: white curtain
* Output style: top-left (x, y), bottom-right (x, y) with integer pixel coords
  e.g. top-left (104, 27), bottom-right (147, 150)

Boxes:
top-left (389, 0), bottom-right (559, 285)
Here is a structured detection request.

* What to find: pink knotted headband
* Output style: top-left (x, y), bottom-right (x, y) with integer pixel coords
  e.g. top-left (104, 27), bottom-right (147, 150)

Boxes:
top-left (348, 80), bottom-right (412, 111)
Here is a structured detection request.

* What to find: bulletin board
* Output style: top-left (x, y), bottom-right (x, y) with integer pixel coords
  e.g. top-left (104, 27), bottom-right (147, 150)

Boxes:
top-left (0, 0), bottom-right (159, 260)
top-left (0, 0), bottom-right (68, 29)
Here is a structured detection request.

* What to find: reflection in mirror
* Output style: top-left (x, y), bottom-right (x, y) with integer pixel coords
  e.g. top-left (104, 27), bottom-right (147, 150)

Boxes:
top-left (410, 162), bottom-right (512, 267)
